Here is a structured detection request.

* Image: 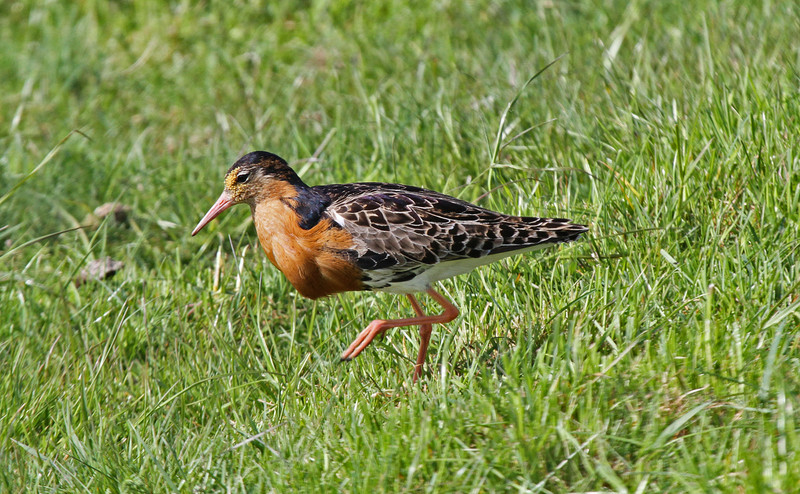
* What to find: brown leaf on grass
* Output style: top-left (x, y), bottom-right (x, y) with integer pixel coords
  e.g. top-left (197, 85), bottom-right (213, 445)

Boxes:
top-left (83, 202), bottom-right (132, 228)
top-left (76, 257), bottom-right (124, 285)
top-left (94, 202), bottom-right (131, 223)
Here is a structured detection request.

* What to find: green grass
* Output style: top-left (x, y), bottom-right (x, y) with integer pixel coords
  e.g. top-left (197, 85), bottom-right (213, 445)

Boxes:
top-left (2, 0), bottom-right (799, 491)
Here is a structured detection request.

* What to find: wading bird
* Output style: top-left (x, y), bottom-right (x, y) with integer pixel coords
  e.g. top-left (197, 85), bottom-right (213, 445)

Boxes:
top-left (192, 151), bottom-right (587, 382)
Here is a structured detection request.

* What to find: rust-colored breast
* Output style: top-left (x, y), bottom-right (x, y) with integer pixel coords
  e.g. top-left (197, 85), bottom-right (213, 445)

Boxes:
top-left (252, 199), bottom-right (363, 300)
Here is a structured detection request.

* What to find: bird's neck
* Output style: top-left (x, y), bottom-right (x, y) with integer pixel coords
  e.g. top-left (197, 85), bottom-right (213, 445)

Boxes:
top-left (248, 181), bottom-right (332, 247)
top-left (249, 187), bottom-right (361, 299)
top-left (247, 179), bottom-right (329, 229)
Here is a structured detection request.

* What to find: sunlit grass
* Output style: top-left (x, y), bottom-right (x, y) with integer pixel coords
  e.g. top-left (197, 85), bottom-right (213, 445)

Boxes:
top-left (1, 0), bottom-right (799, 492)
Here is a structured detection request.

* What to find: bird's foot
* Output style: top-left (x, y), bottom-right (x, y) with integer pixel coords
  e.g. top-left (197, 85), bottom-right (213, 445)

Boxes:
top-left (340, 319), bottom-right (389, 361)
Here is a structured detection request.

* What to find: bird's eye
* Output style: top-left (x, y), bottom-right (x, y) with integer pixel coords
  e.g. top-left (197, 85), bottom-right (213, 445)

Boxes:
top-left (236, 172), bottom-right (251, 183)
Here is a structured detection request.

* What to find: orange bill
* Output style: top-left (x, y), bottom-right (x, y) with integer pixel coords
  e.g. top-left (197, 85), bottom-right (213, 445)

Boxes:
top-left (191, 191), bottom-right (233, 236)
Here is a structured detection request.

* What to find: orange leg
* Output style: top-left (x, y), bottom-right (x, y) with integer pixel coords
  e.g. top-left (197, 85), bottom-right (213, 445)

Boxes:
top-left (406, 294), bottom-right (432, 383)
top-left (340, 288), bottom-right (459, 381)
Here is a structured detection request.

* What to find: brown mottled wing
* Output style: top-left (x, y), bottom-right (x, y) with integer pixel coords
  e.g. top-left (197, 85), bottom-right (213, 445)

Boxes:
top-left (315, 183), bottom-right (587, 285)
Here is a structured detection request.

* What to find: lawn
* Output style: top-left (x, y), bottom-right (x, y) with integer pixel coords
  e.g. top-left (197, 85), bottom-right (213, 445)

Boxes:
top-left (1, 0), bottom-right (798, 492)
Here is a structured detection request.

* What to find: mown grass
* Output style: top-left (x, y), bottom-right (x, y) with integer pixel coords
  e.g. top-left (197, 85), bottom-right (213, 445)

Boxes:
top-left (1, 0), bottom-right (799, 492)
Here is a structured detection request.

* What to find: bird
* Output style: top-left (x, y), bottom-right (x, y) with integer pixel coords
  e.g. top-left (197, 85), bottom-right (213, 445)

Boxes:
top-left (192, 151), bottom-right (588, 382)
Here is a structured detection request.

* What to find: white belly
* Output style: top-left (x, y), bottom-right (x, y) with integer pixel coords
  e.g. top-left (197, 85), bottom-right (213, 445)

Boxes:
top-left (370, 244), bottom-right (551, 294)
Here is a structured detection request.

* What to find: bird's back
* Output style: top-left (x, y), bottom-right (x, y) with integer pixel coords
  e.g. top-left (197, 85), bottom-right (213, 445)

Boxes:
top-left (315, 183), bottom-right (587, 293)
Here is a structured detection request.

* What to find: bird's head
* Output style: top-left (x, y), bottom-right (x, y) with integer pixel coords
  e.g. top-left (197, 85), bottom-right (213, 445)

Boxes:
top-left (191, 151), bottom-right (302, 236)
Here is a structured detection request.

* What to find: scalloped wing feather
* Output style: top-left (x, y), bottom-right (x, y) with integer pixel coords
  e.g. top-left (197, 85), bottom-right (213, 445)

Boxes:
top-left (315, 183), bottom-right (587, 292)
